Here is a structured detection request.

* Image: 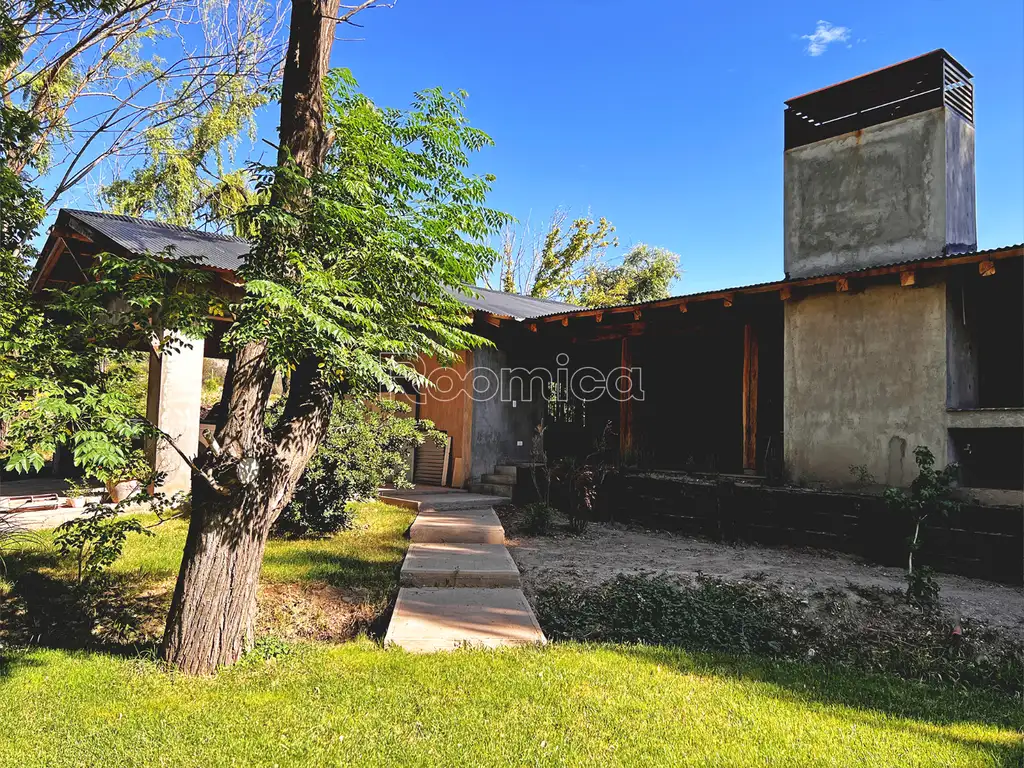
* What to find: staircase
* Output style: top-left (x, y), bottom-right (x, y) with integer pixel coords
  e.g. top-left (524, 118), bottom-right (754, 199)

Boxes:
top-left (468, 464), bottom-right (518, 498)
top-left (380, 487), bottom-right (546, 652)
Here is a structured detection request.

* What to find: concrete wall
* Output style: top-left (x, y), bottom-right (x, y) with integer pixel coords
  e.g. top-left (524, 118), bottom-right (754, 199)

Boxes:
top-left (784, 107), bottom-right (976, 279)
top-left (146, 335), bottom-right (205, 495)
top-left (784, 283), bottom-right (948, 486)
top-left (468, 347), bottom-right (544, 482)
top-left (945, 111), bottom-right (977, 254)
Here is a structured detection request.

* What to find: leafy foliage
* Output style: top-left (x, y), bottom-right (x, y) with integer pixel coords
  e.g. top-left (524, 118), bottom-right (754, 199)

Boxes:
top-left (499, 212), bottom-right (680, 307)
top-left (535, 574), bottom-right (1024, 695)
top-left (54, 507), bottom-right (152, 586)
top-left (100, 75), bottom-right (270, 231)
top-left (579, 243), bottom-right (680, 307)
top-left (521, 502), bottom-right (556, 535)
top-left (224, 70), bottom-right (508, 398)
top-left (274, 398), bottom-right (442, 537)
top-left (3, 0), bottom-right (286, 212)
top-left (529, 214), bottom-right (617, 303)
top-left (1, 247), bottom-right (217, 481)
top-left (884, 446), bottom-right (961, 602)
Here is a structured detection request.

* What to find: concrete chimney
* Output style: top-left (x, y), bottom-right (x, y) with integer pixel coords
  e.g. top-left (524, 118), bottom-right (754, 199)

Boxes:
top-left (784, 50), bottom-right (976, 279)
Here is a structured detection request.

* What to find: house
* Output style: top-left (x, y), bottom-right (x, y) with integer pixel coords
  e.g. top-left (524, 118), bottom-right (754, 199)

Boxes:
top-left (32, 50), bottom-right (1023, 505)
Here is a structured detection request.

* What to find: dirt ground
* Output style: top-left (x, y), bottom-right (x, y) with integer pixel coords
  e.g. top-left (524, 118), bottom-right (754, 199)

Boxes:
top-left (505, 521), bottom-right (1024, 640)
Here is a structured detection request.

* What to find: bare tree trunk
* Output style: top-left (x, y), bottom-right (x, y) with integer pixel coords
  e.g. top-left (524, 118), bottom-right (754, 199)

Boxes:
top-left (160, 0), bottom-right (348, 675)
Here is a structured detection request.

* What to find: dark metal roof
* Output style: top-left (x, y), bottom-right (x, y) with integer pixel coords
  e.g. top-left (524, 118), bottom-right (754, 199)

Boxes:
top-left (454, 285), bottom-right (579, 319)
top-left (53, 209), bottom-right (576, 319)
top-left (61, 209), bottom-right (250, 272)
top-left (530, 243), bottom-right (1024, 320)
top-left (784, 49), bottom-right (973, 150)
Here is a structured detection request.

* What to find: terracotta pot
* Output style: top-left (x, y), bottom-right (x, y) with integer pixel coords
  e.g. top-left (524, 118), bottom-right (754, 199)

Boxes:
top-left (106, 479), bottom-right (140, 504)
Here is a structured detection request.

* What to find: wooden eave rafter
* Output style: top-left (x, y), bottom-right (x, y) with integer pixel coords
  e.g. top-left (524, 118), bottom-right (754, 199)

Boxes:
top-left (533, 246), bottom-right (1024, 326)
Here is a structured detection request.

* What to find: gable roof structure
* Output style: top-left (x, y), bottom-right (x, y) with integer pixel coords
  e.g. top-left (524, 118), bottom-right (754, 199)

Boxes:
top-left (36, 209), bottom-right (1024, 327)
top-left (36, 209), bottom-right (579, 320)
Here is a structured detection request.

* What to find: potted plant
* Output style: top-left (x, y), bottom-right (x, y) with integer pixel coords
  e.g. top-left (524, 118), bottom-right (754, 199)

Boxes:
top-left (94, 450), bottom-right (151, 504)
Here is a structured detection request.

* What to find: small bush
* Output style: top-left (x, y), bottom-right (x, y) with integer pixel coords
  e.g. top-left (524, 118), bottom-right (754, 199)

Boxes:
top-left (10, 571), bottom-right (148, 649)
top-left (522, 503), bottom-right (556, 535)
top-left (275, 398), bottom-right (442, 537)
top-left (534, 574), bottom-right (1024, 695)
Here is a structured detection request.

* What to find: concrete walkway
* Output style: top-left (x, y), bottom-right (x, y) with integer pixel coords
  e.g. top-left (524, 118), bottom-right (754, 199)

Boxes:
top-left (381, 487), bottom-right (546, 652)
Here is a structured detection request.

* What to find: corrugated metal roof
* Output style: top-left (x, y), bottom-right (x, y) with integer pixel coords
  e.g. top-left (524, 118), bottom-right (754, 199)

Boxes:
top-left (55, 210), bottom-right (1020, 323)
top-left (57, 209), bottom-right (576, 319)
top-left (63, 209), bottom-right (250, 272)
top-left (530, 243), bottom-right (1024, 320)
top-left (453, 285), bottom-right (578, 319)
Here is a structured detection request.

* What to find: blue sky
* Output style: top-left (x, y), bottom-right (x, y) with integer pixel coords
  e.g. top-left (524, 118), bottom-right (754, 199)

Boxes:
top-left (315, 0), bottom-right (1024, 294)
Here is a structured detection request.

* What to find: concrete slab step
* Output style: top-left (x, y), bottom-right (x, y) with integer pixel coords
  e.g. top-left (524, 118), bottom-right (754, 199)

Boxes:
top-left (481, 473), bottom-right (515, 486)
top-left (380, 490), bottom-right (509, 512)
top-left (385, 587), bottom-right (546, 652)
top-left (401, 543), bottom-right (520, 588)
top-left (467, 482), bottom-right (513, 498)
top-left (493, 465), bottom-right (519, 477)
top-left (410, 507), bottom-right (505, 545)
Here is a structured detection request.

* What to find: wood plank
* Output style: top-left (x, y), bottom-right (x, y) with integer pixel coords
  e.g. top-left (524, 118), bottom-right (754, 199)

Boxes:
top-left (531, 246), bottom-right (1024, 325)
top-left (779, 286), bottom-right (792, 301)
top-left (979, 260), bottom-right (996, 277)
top-left (900, 270), bottom-right (916, 287)
top-left (742, 323), bottom-right (759, 472)
top-left (836, 277), bottom-right (849, 292)
top-left (619, 337), bottom-right (633, 460)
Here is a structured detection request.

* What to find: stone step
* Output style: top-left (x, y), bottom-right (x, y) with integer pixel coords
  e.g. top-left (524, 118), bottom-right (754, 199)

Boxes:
top-left (410, 506), bottom-right (505, 545)
top-left (400, 543), bottom-right (520, 588)
top-left (481, 473), bottom-right (515, 486)
top-left (493, 464), bottom-right (519, 477)
top-left (385, 587), bottom-right (546, 652)
top-left (380, 490), bottom-right (509, 512)
top-left (468, 482), bottom-right (513, 498)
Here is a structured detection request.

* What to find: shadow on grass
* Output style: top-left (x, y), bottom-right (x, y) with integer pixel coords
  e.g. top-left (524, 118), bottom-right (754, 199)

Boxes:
top-left (261, 545), bottom-right (408, 596)
top-left (612, 644), bottom-right (1024, 735)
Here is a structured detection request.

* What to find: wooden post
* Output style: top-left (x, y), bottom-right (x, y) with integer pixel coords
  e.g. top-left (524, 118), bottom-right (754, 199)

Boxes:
top-left (619, 336), bottom-right (633, 461)
top-left (742, 322), bottom-right (759, 473)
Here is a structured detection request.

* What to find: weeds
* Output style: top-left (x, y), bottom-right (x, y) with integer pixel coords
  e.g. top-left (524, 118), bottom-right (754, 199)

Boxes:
top-left (535, 574), bottom-right (1024, 695)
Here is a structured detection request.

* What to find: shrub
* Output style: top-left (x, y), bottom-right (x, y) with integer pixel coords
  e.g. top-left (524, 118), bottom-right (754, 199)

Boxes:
top-left (54, 506), bottom-right (152, 585)
top-left (884, 446), bottom-right (961, 604)
top-left (533, 574), bottom-right (1024, 695)
top-left (522, 502), bottom-right (556, 535)
top-left (275, 398), bottom-right (442, 537)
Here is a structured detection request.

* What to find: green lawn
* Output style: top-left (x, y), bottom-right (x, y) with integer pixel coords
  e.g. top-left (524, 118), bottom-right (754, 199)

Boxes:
top-left (1, 501), bottom-right (1021, 766)
top-left (0, 642), bottom-right (1020, 767)
top-left (5, 500), bottom-right (413, 599)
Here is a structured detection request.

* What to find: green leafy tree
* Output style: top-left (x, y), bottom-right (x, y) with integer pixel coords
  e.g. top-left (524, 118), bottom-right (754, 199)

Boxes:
top-left (99, 75), bottom-right (269, 232)
top-left (3, 0), bottom-right (285, 212)
top-left (579, 243), bottom-right (680, 307)
top-left (157, 49), bottom-right (507, 672)
top-left (275, 398), bottom-right (442, 537)
top-left (499, 212), bottom-right (681, 307)
top-left (529, 212), bottom-right (616, 303)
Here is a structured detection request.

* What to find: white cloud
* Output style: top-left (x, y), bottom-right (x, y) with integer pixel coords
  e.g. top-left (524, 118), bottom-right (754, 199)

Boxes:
top-left (801, 20), bottom-right (851, 57)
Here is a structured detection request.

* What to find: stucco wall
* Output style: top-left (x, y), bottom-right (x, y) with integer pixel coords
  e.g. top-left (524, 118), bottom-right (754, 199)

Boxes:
top-left (784, 283), bottom-right (948, 486)
top-left (469, 347), bottom-right (545, 483)
top-left (784, 107), bottom-right (974, 279)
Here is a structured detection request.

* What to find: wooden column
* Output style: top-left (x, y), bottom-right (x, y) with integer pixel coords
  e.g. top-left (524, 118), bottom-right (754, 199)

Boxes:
top-left (619, 336), bottom-right (633, 461)
top-left (742, 322), bottom-right (759, 473)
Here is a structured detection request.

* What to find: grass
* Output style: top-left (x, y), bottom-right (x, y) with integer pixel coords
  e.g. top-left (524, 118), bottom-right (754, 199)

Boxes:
top-left (4, 500), bottom-right (413, 598)
top-left (1, 500), bottom-right (1021, 766)
top-left (0, 642), bottom-right (1021, 767)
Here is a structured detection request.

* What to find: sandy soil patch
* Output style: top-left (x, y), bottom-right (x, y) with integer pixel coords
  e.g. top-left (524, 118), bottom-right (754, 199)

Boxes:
top-left (506, 522), bottom-right (1024, 639)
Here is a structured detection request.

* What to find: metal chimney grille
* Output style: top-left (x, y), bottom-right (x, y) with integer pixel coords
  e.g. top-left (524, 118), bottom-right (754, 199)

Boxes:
top-left (784, 49), bottom-right (973, 150)
top-left (943, 57), bottom-right (974, 123)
